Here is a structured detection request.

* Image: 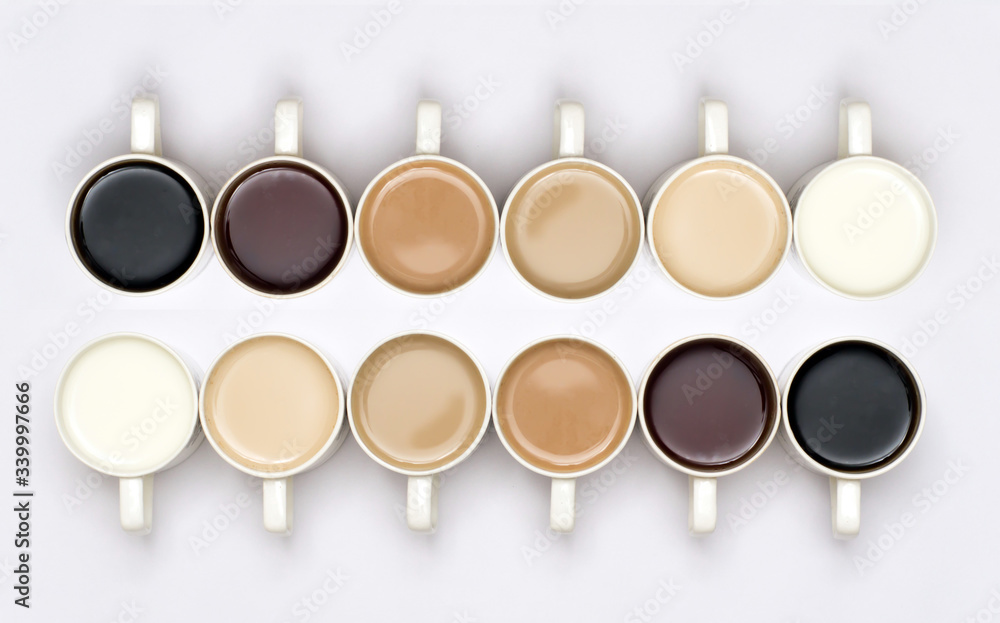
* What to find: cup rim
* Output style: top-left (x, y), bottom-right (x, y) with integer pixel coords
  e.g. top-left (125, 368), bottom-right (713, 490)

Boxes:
top-left (198, 332), bottom-right (347, 479)
top-left (791, 155), bottom-right (938, 301)
top-left (637, 333), bottom-right (782, 478)
top-left (346, 330), bottom-right (493, 477)
top-left (210, 155), bottom-right (355, 299)
top-left (780, 335), bottom-right (927, 480)
top-left (354, 154), bottom-right (500, 298)
top-left (499, 156), bottom-right (645, 303)
top-left (65, 154), bottom-right (212, 297)
top-left (645, 154), bottom-right (793, 301)
top-left (53, 332), bottom-right (201, 478)
top-left (491, 334), bottom-right (638, 479)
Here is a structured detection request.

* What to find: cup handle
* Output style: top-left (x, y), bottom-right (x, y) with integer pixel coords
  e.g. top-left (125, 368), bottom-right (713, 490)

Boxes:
top-left (830, 477), bottom-right (861, 539)
top-left (130, 97), bottom-right (161, 156)
top-left (263, 477), bottom-right (293, 535)
top-left (550, 477), bottom-right (576, 533)
top-left (415, 100), bottom-right (442, 156)
top-left (406, 474), bottom-right (439, 532)
top-left (274, 98), bottom-right (304, 158)
top-left (689, 475), bottom-right (717, 535)
top-left (698, 98), bottom-right (728, 156)
top-left (553, 100), bottom-right (585, 158)
top-left (837, 98), bottom-right (872, 158)
top-left (119, 475), bottom-right (153, 534)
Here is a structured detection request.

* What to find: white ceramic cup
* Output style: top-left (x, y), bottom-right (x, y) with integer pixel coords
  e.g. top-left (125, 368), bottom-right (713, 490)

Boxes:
top-left (54, 332), bottom-right (203, 534)
top-left (637, 334), bottom-right (781, 535)
top-left (492, 335), bottom-right (637, 532)
top-left (787, 99), bottom-right (937, 299)
top-left (644, 98), bottom-right (792, 300)
top-left (199, 333), bottom-right (349, 535)
top-left (355, 100), bottom-right (499, 297)
top-left (347, 331), bottom-right (492, 532)
top-left (66, 97), bottom-right (212, 296)
top-left (211, 99), bottom-right (354, 299)
top-left (779, 336), bottom-right (926, 539)
top-left (499, 100), bottom-right (645, 302)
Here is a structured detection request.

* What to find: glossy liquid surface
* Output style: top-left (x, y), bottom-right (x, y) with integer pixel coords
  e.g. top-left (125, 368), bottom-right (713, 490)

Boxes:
top-left (57, 335), bottom-right (198, 476)
top-left (216, 163), bottom-right (349, 295)
top-left (73, 162), bottom-right (204, 292)
top-left (358, 160), bottom-right (495, 295)
top-left (504, 161), bottom-right (641, 299)
top-left (787, 341), bottom-right (919, 472)
top-left (642, 338), bottom-right (775, 471)
top-left (203, 336), bottom-right (341, 473)
top-left (651, 160), bottom-right (787, 298)
top-left (495, 338), bottom-right (634, 473)
top-left (351, 334), bottom-right (489, 471)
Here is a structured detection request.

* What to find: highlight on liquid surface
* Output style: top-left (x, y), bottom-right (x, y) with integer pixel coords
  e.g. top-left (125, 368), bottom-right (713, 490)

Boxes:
top-left (72, 162), bottom-right (205, 292)
top-left (794, 158), bottom-right (935, 298)
top-left (215, 162), bottom-right (349, 295)
top-left (56, 335), bottom-right (198, 476)
top-left (650, 160), bottom-right (788, 298)
top-left (495, 338), bottom-right (634, 474)
top-left (787, 341), bottom-right (920, 472)
top-left (351, 333), bottom-right (489, 471)
top-left (358, 159), bottom-right (496, 295)
top-left (503, 161), bottom-right (642, 299)
top-left (642, 338), bottom-right (776, 471)
top-left (202, 335), bottom-right (341, 473)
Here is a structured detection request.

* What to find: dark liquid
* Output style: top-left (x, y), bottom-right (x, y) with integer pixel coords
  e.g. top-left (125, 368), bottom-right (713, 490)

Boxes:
top-left (643, 338), bottom-right (775, 471)
top-left (216, 163), bottom-right (349, 295)
top-left (71, 162), bottom-right (204, 292)
top-left (787, 341), bottom-right (919, 472)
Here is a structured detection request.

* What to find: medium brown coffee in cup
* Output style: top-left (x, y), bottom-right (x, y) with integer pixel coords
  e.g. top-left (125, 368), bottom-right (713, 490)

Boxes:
top-left (494, 337), bottom-right (634, 473)
top-left (357, 159), bottom-right (496, 295)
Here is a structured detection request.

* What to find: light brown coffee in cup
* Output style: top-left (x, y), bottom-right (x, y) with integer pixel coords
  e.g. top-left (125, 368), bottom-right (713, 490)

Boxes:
top-left (358, 159), bottom-right (496, 295)
top-left (351, 333), bottom-right (489, 472)
top-left (202, 335), bottom-right (341, 473)
top-left (649, 160), bottom-right (788, 298)
top-left (504, 161), bottom-right (642, 299)
top-left (495, 338), bottom-right (634, 474)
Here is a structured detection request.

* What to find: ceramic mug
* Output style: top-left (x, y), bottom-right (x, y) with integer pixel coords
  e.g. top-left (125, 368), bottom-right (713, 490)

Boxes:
top-left (66, 97), bottom-right (212, 295)
top-left (200, 333), bottom-right (348, 535)
top-left (645, 98), bottom-right (792, 299)
top-left (500, 100), bottom-right (644, 301)
top-left (355, 100), bottom-right (499, 297)
top-left (212, 99), bottom-right (353, 298)
top-left (493, 335), bottom-right (636, 532)
top-left (780, 336), bottom-right (926, 538)
top-left (55, 332), bottom-right (203, 534)
top-left (787, 99), bottom-right (937, 299)
top-left (638, 334), bottom-right (780, 534)
top-left (348, 331), bottom-right (492, 531)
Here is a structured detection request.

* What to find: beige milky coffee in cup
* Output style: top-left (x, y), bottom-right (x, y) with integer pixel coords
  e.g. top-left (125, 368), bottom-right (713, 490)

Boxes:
top-left (351, 333), bottom-right (489, 471)
top-left (357, 160), bottom-right (496, 295)
top-left (504, 161), bottom-right (642, 300)
top-left (202, 335), bottom-right (341, 473)
top-left (649, 160), bottom-right (788, 298)
top-left (495, 337), bottom-right (634, 473)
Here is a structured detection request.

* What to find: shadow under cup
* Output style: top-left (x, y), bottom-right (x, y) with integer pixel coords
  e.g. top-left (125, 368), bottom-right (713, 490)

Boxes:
top-left (641, 337), bottom-right (778, 472)
top-left (69, 160), bottom-right (207, 293)
top-left (214, 161), bottom-right (351, 296)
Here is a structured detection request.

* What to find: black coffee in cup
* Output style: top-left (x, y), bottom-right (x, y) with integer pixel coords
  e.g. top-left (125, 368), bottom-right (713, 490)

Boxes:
top-left (70, 161), bottom-right (205, 293)
top-left (786, 341), bottom-right (921, 472)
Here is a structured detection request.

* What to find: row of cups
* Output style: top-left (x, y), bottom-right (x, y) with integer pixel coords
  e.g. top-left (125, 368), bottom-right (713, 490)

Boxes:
top-left (67, 96), bottom-right (937, 302)
top-left (55, 330), bottom-right (925, 539)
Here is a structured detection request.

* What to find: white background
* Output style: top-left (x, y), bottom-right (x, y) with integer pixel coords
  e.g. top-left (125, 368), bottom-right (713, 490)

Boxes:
top-left (1, 1), bottom-right (997, 621)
